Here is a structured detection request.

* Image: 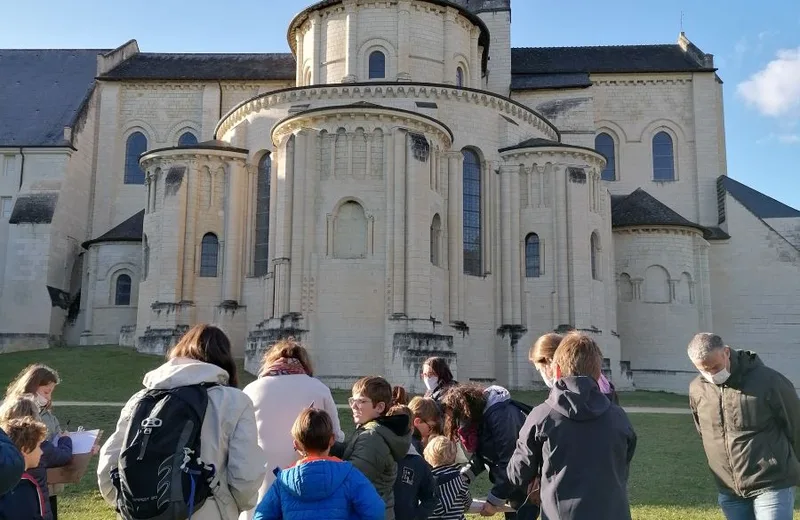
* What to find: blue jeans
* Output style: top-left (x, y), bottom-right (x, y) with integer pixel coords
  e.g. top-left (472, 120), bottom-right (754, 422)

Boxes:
top-left (718, 488), bottom-right (795, 520)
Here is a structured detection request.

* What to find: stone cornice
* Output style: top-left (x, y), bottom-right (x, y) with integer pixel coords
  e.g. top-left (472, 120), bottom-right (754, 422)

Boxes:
top-left (272, 106), bottom-right (453, 146)
top-left (215, 83), bottom-right (559, 141)
top-left (499, 146), bottom-right (606, 170)
top-left (613, 226), bottom-right (704, 238)
top-left (140, 148), bottom-right (248, 169)
top-left (117, 82), bottom-right (204, 91)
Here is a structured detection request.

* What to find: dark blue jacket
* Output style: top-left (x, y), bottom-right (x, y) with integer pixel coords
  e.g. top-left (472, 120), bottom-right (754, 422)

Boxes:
top-left (253, 457), bottom-right (385, 520)
top-left (0, 427), bottom-right (23, 496)
top-left (393, 445), bottom-right (438, 520)
top-left (28, 436), bottom-right (72, 520)
top-left (507, 376), bottom-right (637, 520)
top-left (0, 473), bottom-right (45, 520)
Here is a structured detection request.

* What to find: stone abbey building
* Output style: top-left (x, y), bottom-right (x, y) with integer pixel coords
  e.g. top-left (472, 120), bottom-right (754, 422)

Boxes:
top-left (1, 0), bottom-right (799, 392)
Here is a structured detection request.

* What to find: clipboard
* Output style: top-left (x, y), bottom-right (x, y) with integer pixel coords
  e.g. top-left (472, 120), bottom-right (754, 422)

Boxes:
top-left (46, 429), bottom-right (104, 485)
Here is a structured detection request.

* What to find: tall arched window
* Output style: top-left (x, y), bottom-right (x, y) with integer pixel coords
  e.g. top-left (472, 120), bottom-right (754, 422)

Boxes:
top-left (178, 131), bottom-right (198, 146)
top-left (462, 149), bottom-right (482, 276)
top-left (115, 274), bottom-right (131, 306)
top-left (525, 233), bottom-right (541, 278)
top-left (591, 232), bottom-right (601, 280)
top-left (254, 154), bottom-right (271, 277)
top-left (652, 131), bottom-right (675, 181)
top-left (595, 133), bottom-right (616, 181)
top-left (124, 132), bottom-right (147, 184)
top-left (456, 67), bottom-right (464, 87)
top-left (200, 233), bottom-right (219, 277)
top-left (430, 214), bottom-right (442, 267)
top-left (368, 51), bottom-right (386, 79)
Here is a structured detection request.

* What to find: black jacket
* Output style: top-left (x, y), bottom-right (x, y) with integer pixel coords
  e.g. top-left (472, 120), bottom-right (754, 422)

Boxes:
top-left (689, 350), bottom-right (800, 498)
top-left (0, 473), bottom-right (45, 520)
top-left (507, 376), bottom-right (637, 520)
top-left (393, 444), bottom-right (439, 520)
top-left (27, 436), bottom-right (71, 520)
top-left (0, 427), bottom-right (23, 496)
top-left (461, 386), bottom-right (529, 508)
top-left (426, 380), bottom-right (457, 408)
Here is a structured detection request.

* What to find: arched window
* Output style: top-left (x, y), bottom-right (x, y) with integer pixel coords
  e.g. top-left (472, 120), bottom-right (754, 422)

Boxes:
top-left (462, 149), bottom-right (482, 276)
top-left (591, 232), bottom-right (601, 280)
top-left (456, 67), bottom-right (464, 87)
top-left (525, 233), bottom-right (541, 278)
top-left (334, 201), bottom-right (367, 259)
top-left (200, 233), bottom-right (219, 277)
top-left (178, 131), bottom-right (198, 146)
top-left (430, 214), bottom-right (442, 266)
top-left (368, 51), bottom-right (386, 79)
top-left (124, 132), bottom-right (147, 184)
top-left (115, 274), bottom-right (131, 306)
top-left (595, 133), bottom-right (616, 181)
top-left (254, 154), bottom-right (271, 277)
top-left (618, 273), bottom-right (633, 302)
top-left (652, 131), bottom-right (675, 181)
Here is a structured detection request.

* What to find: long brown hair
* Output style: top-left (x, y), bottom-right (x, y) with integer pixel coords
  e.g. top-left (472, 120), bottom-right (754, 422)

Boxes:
top-left (5, 365), bottom-right (60, 400)
top-left (423, 357), bottom-right (454, 385)
top-left (529, 333), bottom-right (564, 366)
top-left (439, 384), bottom-right (486, 439)
top-left (392, 386), bottom-right (408, 406)
top-left (169, 324), bottom-right (238, 387)
top-left (0, 395), bottom-right (41, 426)
top-left (260, 338), bottom-right (314, 376)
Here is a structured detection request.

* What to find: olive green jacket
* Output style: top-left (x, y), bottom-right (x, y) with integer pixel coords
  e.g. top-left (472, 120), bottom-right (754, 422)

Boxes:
top-left (689, 350), bottom-right (800, 497)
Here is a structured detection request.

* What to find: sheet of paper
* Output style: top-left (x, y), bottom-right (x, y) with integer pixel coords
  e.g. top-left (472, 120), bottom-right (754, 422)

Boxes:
top-left (468, 499), bottom-right (516, 514)
top-left (65, 429), bottom-right (100, 454)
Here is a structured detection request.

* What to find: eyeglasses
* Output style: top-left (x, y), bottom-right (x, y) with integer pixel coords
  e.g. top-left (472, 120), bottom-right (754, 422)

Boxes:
top-left (348, 397), bottom-right (371, 408)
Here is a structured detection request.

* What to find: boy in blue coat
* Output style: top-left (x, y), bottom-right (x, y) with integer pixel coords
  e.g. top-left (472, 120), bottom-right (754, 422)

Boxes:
top-left (254, 407), bottom-right (385, 520)
top-left (0, 417), bottom-right (48, 520)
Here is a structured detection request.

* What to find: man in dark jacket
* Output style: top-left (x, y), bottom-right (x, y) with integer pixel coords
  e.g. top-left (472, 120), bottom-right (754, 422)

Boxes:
top-left (507, 332), bottom-right (637, 520)
top-left (688, 333), bottom-right (800, 519)
top-left (0, 426), bottom-right (24, 496)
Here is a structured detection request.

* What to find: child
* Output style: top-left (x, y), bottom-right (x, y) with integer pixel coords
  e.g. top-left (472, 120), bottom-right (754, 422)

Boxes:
top-left (5, 365), bottom-right (72, 520)
top-left (331, 376), bottom-right (412, 520)
top-left (423, 435), bottom-right (471, 520)
top-left (0, 417), bottom-right (48, 520)
top-left (407, 397), bottom-right (442, 449)
top-left (508, 332), bottom-right (637, 520)
top-left (253, 408), bottom-right (384, 520)
top-left (386, 405), bottom-right (438, 520)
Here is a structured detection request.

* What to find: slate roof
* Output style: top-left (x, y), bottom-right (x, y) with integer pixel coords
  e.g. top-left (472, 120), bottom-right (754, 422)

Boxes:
top-left (511, 72), bottom-right (592, 91)
top-left (611, 189), bottom-right (706, 233)
top-left (146, 139), bottom-right (249, 156)
top-left (450, 0), bottom-right (510, 12)
top-left (498, 137), bottom-right (596, 155)
top-left (0, 49), bottom-right (108, 147)
top-left (511, 44), bottom-right (714, 78)
top-left (82, 210), bottom-right (144, 249)
top-left (101, 53), bottom-right (296, 81)
top-left (718, 176), bottom-right (800, 219)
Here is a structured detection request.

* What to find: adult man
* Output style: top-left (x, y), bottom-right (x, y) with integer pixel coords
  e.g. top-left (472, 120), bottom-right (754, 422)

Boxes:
top-left (688, 332), bottom-right (800, 519)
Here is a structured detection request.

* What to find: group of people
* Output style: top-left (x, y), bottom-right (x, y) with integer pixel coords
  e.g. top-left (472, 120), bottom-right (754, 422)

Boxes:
top-left (0, 327), bottom-right (798, 520)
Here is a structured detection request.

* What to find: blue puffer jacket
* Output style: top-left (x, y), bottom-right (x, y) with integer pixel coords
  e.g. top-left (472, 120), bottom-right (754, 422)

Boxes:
top-left (0, 427), bottom-right (24, 496)
top-left (253, 457), bottom-right (385, 520)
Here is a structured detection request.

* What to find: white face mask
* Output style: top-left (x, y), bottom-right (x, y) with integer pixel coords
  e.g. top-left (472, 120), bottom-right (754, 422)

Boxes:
top-left (702, 369), bottom-right (731, 385)
top-left (539, 370), bottom-right (554, 388)
top-left (423, 376), bottom-right (439, 392)
top-left (35, 393), bottom-right (49, 408)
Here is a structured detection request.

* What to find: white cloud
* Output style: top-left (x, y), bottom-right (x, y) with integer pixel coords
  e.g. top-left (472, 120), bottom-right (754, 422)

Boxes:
top-left (778, 134), bottom-right (800, 144)
top-left (737, 47), bottom-right (800, 117)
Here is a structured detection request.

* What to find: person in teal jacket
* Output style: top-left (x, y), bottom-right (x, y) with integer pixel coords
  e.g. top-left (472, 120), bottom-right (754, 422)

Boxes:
top-left (254, 408), bottom-right (384, 520)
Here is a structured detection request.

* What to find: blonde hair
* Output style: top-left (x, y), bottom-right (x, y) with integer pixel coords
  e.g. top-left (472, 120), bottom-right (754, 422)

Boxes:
top-left (553, 332), bottom-right (603, 379)
top-left (529, 333), bottom-right (564, 366)
top-left (260, 339), bottom-right (314, 377)
top-left (424, 435), bottom-right (457, 467)
top-left (0, 395), bottom-right (41, 427)
top-left (408, 396), bottom-right (442, 434)
top-left (5, 365), bottom-right (60, 401)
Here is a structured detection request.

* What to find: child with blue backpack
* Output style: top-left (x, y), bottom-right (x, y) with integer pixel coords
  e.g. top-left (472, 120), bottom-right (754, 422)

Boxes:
top-left (253, 407), bottom-right (385, 520)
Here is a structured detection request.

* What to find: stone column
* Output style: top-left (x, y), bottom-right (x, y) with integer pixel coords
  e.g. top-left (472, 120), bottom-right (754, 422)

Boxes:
top-left (499, 164), bottom-right (513, 324)
top-left (509, 165), bottom-right (522, 324)
top-left (272, 137), bottom-right (295, 316)
top-left (312, 14), bottom-right (322, 84)
top-left (554, 166), bottom-right (570, 325)
top-left (392, 130), bottom-right (407, 313)
top-left (447, 152), bottom-right (463, 322)
top-left (470, 28), bottom-right (481, 89)
top-left (442, 8), bottom-right (457, 85)
top-left (343, 0), bottom-right (359, 83)
top-left (295, 32), bottom-right (304, 86)
top-left (396, 0), bottom-right (412, 81)
top-left (289, 131), bottom-right (310, 312)
top-left (404, 133), bottom-right (432, 319)
top-left (223, 159), bottom-right (246, 303)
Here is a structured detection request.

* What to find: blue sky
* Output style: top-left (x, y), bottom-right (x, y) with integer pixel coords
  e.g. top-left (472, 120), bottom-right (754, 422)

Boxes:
top-left (2, 0), bottom-right (798, 210)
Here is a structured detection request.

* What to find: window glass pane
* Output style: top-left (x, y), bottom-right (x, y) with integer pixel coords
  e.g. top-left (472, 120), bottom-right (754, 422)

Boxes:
top-left (456, 67), bottom-right (464, 87)
top-left (595, 133), bottom-right (616, 181)
top-left (115, 274), bottom-right (131, 306)
top-left (463, 149), bottom-right (482, 276)
top-left (178, 132), bottom-right (198, 146)
top-left (124, 132), bottom-right (148, 185)
top-left (369, 51), bottom-right (386, 79)
top-left (254, 154), bottom-right (271, 276)
top-left (200, 234), bottom-right (219, 277)
top-left (652, 132), bottom-right (675, 181)
top-left (525, 234), bottom-right (540, 278)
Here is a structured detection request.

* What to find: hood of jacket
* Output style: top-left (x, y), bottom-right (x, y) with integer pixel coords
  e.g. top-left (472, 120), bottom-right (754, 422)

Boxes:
top-left (483, 385), bottom-right (511, 411)
top-left (142, 357), bottom-right (230, 389)
top-left (365, 414), bottom-right (412, 461)
top-left (278, 458), bottom-right (354, 501)
top-left (546, 376), bottom-right (610, 421)
top-left (724, 350), bottom-right (764, 388)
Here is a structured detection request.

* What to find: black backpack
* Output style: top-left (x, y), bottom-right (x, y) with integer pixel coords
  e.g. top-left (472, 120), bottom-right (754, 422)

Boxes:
top-left (111, 384), bottom-right (219, 520)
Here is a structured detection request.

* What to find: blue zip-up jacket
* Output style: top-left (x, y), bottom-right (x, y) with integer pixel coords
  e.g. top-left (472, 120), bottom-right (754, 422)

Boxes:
top-left (393, 443), bottom-right (438, 520)
top-left (0, 427), bottom-right (23, 496)
top-left (253, 457), bottom-right (385, 520)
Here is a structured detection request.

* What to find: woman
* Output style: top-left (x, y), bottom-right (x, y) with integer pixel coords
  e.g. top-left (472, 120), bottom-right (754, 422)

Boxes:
top-left (421, 357), bottom-right (457, 405)
top-left (241, 338), bottom-right (343, 519)
top-left (531, 332), bottom-right (619, 404)
top-left (98, 324), bottom-right (266, 520)
top-left (5, 365), bottom-right (72, 520)
top-left (441, 384), bottom-right (539, 520)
